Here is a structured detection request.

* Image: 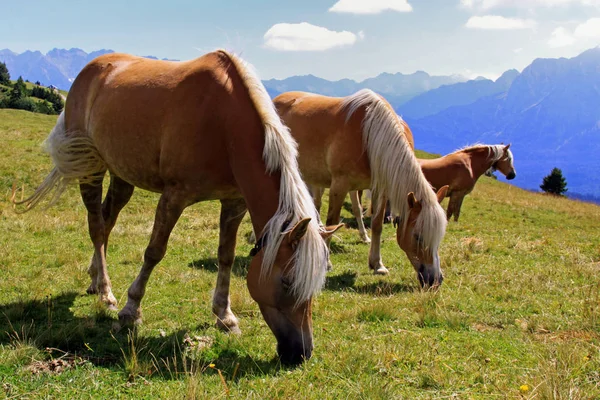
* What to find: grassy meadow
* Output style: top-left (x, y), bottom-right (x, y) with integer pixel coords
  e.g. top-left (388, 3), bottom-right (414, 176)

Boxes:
top-left (1, 109), bottom-right (600, 398)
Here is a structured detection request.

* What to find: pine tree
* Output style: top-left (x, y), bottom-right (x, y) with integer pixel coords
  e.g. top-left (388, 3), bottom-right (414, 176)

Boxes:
top-left (0, 62), bottom-right (9, 85)
top-left (10, 76), bottom-right (27, 102)
top-left (540, 168), bottom-right (568, 196)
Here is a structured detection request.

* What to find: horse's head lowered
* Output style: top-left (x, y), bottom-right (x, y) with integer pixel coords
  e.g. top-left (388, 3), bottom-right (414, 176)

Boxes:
top-left (394, 186), bottom-right (449, 288)
top-left (492, 144), bottom-right (516, 180)
top-left (246, 219), bottom-right (342, 365)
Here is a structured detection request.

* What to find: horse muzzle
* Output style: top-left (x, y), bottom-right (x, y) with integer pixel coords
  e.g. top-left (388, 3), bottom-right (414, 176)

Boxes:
top-left (417, 264), bottom-right (444, 288)
top-left (506, 171), bottom-right (516, 180)
top-left (259, 304), bottom-right (313, 365)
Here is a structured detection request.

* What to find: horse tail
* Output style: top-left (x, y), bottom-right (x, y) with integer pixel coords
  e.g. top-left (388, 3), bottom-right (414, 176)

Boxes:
top-left (15, 112), bottom-right (107, 212)
top-left (215, 50), bottom-right (329, 304)
top-left (341, 89), bottom-right (447, 253)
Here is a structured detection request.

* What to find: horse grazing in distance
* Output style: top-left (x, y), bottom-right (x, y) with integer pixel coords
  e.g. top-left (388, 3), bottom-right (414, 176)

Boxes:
top-left (16, 50), bottom-right (341, 365)
top-left (274, 89), bottom-right (448, 286)
top-left (420, 144), bottom-right (516, 221)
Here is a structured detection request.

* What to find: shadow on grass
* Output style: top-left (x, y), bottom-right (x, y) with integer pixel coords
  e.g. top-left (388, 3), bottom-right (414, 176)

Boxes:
top-left (355, 281), bottom-right (415, 296)
top-left (0, 292), bottom-right (288, 381)
top-left (329, 241), bottom-right (349, 254)
top-left (188, 255), bottom-right (251, 277)
top-left (324, 271), bottom-right (358, 291)
top-left (325, 271), bottom-right (415, 295)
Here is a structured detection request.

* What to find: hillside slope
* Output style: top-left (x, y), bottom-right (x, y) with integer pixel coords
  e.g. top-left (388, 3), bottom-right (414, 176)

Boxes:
top-left (1, 109), bottom-right (600, 398)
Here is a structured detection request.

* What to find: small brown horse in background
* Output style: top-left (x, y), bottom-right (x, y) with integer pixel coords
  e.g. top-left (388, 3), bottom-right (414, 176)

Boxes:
top-left (17, 50), bottom-right (339, 364)
top-left (274, 89), bottom-right (448, 285)
top-left (420, 144), bottom-right (515, 221)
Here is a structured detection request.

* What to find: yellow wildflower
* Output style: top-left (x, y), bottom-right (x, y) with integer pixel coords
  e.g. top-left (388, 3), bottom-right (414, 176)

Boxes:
top-left (519, 384), bottom-right (530, 393)
top-left (209, 363), bottom-right (216, 368)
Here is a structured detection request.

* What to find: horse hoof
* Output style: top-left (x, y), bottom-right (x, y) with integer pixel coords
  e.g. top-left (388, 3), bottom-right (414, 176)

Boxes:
top-left (360, 236), bottom-right (371, 244)
top-left (373, 266), bottom-right (389, 275)
top-left (106, 304), bottom-right (119, 312)
top-left (86, 286), bottom-right (97, 295)
top-left (100, 293), bottom-right (118, 310)
top-left (217, 322), bottom-right (242, 335)
top-left (117, 311), bottom-right (143, 329)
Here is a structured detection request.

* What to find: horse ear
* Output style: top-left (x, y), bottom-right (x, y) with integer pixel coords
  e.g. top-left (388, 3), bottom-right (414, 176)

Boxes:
top-left (407, 192), bottom-right (418, 209)
top-left (287, 218), bottom-right (311, 244)
top-left (320, 223), bottom-right (344, 240)
top-left (504, 143), bottom-right (511, 151)
top-left (436, 185), bottom-right (449, 203)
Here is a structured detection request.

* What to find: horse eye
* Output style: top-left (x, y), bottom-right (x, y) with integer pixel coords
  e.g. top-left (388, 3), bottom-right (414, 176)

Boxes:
top-left (414, 234), bottom-right (423, 244)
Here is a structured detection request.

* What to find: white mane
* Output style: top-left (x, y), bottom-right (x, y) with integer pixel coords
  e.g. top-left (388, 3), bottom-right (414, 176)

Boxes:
top-left (341, 89), bottom-right (447, 255)
top-left (453, 143), bottom-right (514, 172)
top-left (222, 50), bottom-right (328, 304)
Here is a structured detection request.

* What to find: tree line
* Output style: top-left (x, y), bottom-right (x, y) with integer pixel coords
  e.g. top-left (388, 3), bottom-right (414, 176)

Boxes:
top-left (0, 61), bottom-right (64, 115)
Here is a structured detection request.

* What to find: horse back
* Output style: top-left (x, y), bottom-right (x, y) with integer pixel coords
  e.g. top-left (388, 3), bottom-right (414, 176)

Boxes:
top-left (63, 52), bottom-right (258, 197)
top-left (420, 153), bottom-right (473, 193)
top-left (274, 92), bottom-right (370, 189)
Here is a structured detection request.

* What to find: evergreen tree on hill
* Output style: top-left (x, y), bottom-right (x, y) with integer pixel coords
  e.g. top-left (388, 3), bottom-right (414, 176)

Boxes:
top-left (540, 168), bottom-right (568, 196)
top-left (0, 62), bottom-right (9, 85)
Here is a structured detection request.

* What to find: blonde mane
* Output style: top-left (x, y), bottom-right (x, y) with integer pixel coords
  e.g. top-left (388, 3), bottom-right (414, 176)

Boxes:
top-left (222, 50), bottom-right (328, 304)
top-left (341, 89), bottom-right (447, 254)
top-left (453, 143), bottom-right (514, 173)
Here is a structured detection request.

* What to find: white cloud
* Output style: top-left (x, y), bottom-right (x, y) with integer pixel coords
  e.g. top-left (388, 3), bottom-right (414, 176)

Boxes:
top-left (547, 18), bottom-right (600, 47)
top-left (329, 0), bottom-right (412, 14)
top-left (574, 17), bottom-right (600, 37)
top-left (461, 0), bottom-right (600, 10)
top-left (465, 15), bottom-right (537, 29)
top-left (548, 27), bottom-right (576, 47)
top-left (264, 22), bottom-right (360, 51)
top-left (514, 47), bottom-right (523, 53)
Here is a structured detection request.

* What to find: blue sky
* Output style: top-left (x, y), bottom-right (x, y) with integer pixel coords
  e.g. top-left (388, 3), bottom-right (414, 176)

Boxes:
top-left (2, 0), bottom-right (600, 80)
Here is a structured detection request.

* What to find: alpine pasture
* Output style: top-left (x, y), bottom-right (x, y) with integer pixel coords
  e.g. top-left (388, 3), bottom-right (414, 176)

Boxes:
top-left (1, 109), bottom-right (600, 398)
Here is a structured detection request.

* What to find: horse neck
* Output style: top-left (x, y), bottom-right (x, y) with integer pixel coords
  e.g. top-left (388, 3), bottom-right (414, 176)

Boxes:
top-left (466, 147), bottom-right (495, 179)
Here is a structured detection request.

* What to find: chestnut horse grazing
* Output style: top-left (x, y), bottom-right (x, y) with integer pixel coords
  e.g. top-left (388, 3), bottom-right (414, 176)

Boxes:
top-left (274, 90), bottom-right (448, 286)
top-left (420, 144), bottom-right (515, 221)
top-left (17, 50), bottom-right (337, 364)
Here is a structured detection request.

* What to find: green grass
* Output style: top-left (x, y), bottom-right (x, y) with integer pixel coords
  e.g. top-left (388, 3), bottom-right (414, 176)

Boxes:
top-left (1, 108), bottom-right (600, 398)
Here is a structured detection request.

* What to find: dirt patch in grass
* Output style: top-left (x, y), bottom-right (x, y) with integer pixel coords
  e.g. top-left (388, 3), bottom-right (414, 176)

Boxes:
top-left (533, 330), bottom-right (600, 343)
top-left (25, 356), bottom-right (86, 375)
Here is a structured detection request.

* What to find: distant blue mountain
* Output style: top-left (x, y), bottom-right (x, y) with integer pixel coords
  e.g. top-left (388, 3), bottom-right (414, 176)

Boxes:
top-left (399, 69), bottom-right (519, 119)
top-left (262, 71), bottom-right (468, 104)
top-left (408, 47), bottom-right (600, 197)
top-left (0, 48), bottom-right (179, 90)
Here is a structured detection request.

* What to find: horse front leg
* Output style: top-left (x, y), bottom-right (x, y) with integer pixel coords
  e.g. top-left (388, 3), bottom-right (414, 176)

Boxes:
top-left (453, 193), bottom-right (466, 222)
top-left (212, 198), bottom-right (247, 334)
top-left (368, 193), bottom-right (389, 275)
top-left (118, 190), bottom-right (186, 326)
top-left (350, 190), bottom-right (370, 243)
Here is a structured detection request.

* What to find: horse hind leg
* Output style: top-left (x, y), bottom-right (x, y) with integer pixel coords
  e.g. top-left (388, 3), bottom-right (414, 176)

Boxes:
top-left (86, 174), bottom-right (134, 295)
top-left (80, 173), bottom-right (118, 310)
top-left (213, 198), bottom-right (247, 334)
top-left (350, 190), bottom-right (370, 243)
top-left (118, 190), bottom-right (187, 326)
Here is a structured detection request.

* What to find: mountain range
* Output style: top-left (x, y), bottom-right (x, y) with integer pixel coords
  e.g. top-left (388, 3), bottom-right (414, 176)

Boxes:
top-left (406, 48), bottom-right (600, 197)
top-left (2, 47), bottom-right (599, 198)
